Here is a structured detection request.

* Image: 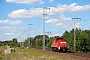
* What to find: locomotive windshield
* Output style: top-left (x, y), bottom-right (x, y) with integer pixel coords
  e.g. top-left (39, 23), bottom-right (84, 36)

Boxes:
top-left (56, 38), bottom-right (59, 40)
top-left (59, 37), bottom-right (63, 39)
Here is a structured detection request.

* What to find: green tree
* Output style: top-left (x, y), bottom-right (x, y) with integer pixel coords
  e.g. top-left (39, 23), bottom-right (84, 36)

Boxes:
top-left (10, 38), bottom-right (20, 47)
top-left (61, 28), bottom-right (90, 52)
top-left (47, 37), bottom-right (54, 48)
top-left (34, 35), bottom-right (49, 47)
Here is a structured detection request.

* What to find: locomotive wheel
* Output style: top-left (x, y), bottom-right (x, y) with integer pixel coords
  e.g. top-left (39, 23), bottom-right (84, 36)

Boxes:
top-left (57, 48), bottom-right (62, 52)
top-left (52, 47), bottom-right (58, 52)
top-left (63, 49), bottom-right (67, 53)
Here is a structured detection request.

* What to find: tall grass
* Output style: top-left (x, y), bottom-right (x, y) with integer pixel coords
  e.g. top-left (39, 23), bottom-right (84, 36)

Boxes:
top-left (0, 47), bottom-right (79, 60)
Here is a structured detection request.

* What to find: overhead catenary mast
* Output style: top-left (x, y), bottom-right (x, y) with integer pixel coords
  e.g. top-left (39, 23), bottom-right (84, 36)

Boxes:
top-left (42, 7), bottom-right (50, 51)
top-left (28, 24), bottom-right (32, 47)
top-left (72, 18), bottom-right (81, 52)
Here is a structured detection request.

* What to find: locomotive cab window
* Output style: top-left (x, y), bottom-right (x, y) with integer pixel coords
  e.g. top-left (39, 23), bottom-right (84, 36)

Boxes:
top-left (56, 38), bottom-right (59, 40)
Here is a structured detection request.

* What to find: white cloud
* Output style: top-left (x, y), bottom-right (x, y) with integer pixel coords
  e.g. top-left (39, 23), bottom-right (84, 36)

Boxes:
top-left (8, 3), bottom-right (90, 18)
top-left (49, 0), bottom-right (54, 3)
top-left (0, 26), bottom-right (27, 35)
top-left (50, 34), bottom-right (60, 37)
top-left (0, 26), bottom-right (17, 32)
top-left (48, 3), bottom-right (90, 14)
top-left (6, 0), bottom-right (44, 5)
top-left (46, 19), bottom-right (63, 26)
top-left (8, 8), bottom-right (43, 18)
top-left (5, 33), bottom-right (16, 36)
top-left (46, 15), bottom-right (81, 30)
top-left (46, 15), bottom-right (71, 26)
top-left (59, 15), bottom-right (71, 21)
top-left (0, 20), bottom-right (25, 24)
top-left (48, 31), bottom-right (64, 37)
top-left (62, 22), bottom-right (74, 30)
top-left (62, 21), bottom-right (81, 30)
top-left (0, 26), bottom-right (11, 30)
top-left (66, 3), bottom-right (90, 12)
top-left (0, 26), bottom-right (17, 36)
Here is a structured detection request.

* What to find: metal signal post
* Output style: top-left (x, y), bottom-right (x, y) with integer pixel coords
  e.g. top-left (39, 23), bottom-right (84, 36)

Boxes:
top-left (43, 7), bottom-right (50, 51)
top-left (72, 18), bottom-right (81, 52)
top-left (28, 24), bottom-right (32, 47)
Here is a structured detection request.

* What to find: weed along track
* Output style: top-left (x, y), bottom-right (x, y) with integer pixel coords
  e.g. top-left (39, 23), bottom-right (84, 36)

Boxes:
top-left (0, 46), bottom-right (90, 60)
top-left (29, 47), bottom-right (90, 60)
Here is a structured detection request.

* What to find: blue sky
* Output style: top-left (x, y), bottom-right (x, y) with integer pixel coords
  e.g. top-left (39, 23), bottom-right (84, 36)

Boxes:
top-left (0, 0), bottom-right (90, 42)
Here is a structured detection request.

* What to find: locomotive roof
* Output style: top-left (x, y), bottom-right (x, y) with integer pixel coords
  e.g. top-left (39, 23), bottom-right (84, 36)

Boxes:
top-left (55, 37), bottom-right (63, 40)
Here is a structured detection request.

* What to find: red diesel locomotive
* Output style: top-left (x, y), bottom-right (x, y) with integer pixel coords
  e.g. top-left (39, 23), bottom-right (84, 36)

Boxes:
top-left (51, 38), bottom-right (68, 52)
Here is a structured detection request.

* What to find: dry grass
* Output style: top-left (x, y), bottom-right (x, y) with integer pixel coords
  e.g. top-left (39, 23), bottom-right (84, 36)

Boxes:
top-left (0, 46), bottom-right (79, 60)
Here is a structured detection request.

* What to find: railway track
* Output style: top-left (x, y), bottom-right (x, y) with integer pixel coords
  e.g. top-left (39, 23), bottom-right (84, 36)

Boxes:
top-left (66, 52), bottom-right (90, 60)
top-left (29, 47), bottom-right (90, 60)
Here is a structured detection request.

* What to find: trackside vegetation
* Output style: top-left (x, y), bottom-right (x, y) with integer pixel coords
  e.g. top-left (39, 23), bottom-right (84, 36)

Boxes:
top-left (0, 28), bottom-right (90, 52)
top-left (0, 46), bottom-right (79, 60)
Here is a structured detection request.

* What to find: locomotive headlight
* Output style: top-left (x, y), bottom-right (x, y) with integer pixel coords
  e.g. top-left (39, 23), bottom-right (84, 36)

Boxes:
top-left (58, 47), bottom-right (60, 49)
